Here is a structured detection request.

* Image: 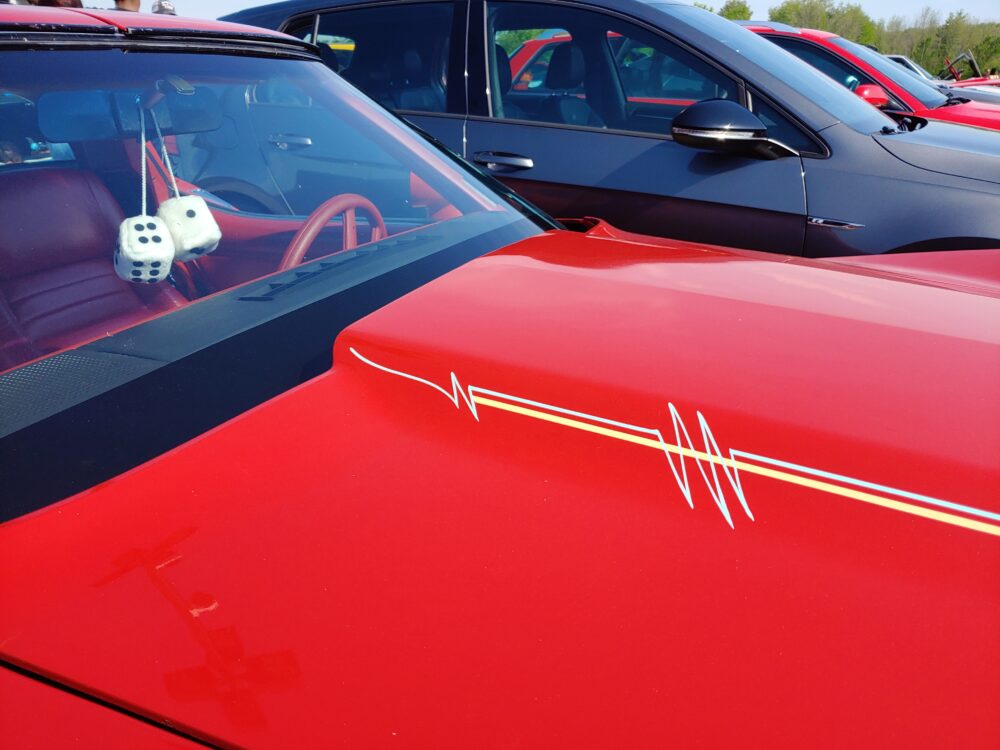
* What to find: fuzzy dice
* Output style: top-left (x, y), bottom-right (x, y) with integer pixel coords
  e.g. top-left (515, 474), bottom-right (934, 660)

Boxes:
top-left (115, 216), bottom-right (176, 284)
top-left (156, 195), bottom-right (221, 262)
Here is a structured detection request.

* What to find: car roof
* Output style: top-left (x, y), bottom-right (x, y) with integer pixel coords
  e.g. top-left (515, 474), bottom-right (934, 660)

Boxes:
top-left (739, 21), bottom-right (838, 39)
top-left (0, 4), bottom-right (296, 41)
top-left (223, 0), bottom-right (690, 27)
top-left (737, 20), bottom-right (799, 33)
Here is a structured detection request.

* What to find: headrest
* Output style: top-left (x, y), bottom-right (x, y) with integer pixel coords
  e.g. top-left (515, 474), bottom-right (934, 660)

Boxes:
top-left (547, 42), bottom-right (586, 90)
top-left (317, 45), bottom-right (341, 73)
top-left (0, 169), bottom-right (123, 280)
top-left (495, 44), bottom-right (513, 95)
top-left (401, 49), bottom-right (423, 77)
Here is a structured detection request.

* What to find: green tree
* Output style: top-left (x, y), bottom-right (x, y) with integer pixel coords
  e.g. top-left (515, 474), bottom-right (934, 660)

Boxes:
top-left (768, 0), bottom-right (830, 30)
top-left (694, 2), bottom-right (715, 11)
top-left (719, 0), bottom-right (752, 21)
top-left (829, 4), bottom-right (879, 47)
top-left (495, 29), bottom-right (544, 56)
top-left (974, 34), bottom-right (1000, 72)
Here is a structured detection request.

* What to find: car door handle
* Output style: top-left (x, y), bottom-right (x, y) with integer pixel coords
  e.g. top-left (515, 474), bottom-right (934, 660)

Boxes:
top-left (472, 151), bottom-right (534, 172)
top-left (268, 134), bottom-right (313, 150)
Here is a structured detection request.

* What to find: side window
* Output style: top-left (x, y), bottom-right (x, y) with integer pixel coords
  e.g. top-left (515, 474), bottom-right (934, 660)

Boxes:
top-left (751, 96), bottom-right (817, 154)
top-left (767, 36), bottom-right (873, 92)
top-left (308, 3), bottom-right (455, 114)
top-left (509, 35), bottom-right (573, 93)
top-left (0, 93), bottom-right (75, 168)
top-left (610, 32), bottom-right (738, 135)
top-left (488, 2), bottom-right (738, 135)
top-left (317, 34), bottom-right (357, 70)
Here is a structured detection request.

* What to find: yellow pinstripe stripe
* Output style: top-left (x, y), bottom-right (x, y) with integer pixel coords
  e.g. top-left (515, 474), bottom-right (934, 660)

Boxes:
top-left (472, 395), bottom-right (1000, 538)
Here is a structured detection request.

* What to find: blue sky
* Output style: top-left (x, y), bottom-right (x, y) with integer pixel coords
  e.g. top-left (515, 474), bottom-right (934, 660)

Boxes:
top-left (114, 0), bottom-right (1000, 24)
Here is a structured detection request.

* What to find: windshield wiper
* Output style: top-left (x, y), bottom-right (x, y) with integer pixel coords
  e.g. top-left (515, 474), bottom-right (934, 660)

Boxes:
top-left (938, 93), bottom-right (969, 107)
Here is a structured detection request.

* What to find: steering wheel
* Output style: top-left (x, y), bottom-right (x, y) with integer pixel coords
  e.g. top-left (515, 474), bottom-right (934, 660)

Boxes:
top-left (279, 193), bottom-right (387, 271)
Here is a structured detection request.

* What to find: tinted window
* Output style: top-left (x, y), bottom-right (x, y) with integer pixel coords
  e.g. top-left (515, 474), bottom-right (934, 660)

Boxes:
top-left (831, 37), bottom-right (948, 109)
top-left (0, 93), bottom-right (74, 168)
top-left (613, 34), bottom-right (737, 106)
top-left (752, 96), bottom-right (817, 153)
top-left (510, 35), bottom-right (573, 93)
top-left (654, 4), bottom-right (897, 134)
top-left (767, 36), bottom-right (873, 92)
top-left (489, 2), bottom-right (737, 135)
top-left (307, 3), bottom-right (455, 114)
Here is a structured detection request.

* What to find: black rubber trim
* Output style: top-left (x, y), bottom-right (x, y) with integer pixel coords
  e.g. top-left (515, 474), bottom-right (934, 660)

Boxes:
top-left (0, 30), bottom-right (321, 59)
top-left (0, 21), bottom-right (115, 33)
top-left (0, 659), bottom-right (223, 749)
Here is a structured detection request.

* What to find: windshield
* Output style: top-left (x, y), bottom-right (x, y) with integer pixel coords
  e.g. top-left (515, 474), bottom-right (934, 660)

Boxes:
top-left (0, 48), bottom-right (548, 376)
top-left (831, 37), bottom-right (949, 110)
top-left (892, 55), bottom-right (935, 81)
top-left (652, 5), bottom-right (897, 134)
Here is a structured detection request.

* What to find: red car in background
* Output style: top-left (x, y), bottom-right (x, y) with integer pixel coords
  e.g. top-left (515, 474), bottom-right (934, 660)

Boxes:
top-left (1, 6), bottom-right (1000, 749)
top-left (950, 77), bottom-right (1000, 91)
top-left (747, 23), bottom-right (1000, 131)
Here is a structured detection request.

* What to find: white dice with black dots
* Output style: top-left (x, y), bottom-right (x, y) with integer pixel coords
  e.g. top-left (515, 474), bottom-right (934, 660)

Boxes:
top-left (115, 216), bottom-right (176, 284)
top-left (157, 195), bottom-right (221, 263)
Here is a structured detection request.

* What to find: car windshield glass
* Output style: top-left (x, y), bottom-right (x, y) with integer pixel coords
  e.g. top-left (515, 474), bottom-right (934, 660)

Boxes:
top-left (831, 37), bottom-right (949, 109)
top-left (896, 56), bottom-right (935, 80)
top-left (652, 5), bottom-right (897, 134)
top-left (0, 49), bottom-right (547, 376)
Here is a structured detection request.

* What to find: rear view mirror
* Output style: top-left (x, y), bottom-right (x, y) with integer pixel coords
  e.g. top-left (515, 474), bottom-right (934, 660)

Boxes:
top-left (855, 83), bottom-right (891, 109)
top-left (671, 99), bottom-right (797, 160)
top-left (114, 86), bottom-right (223, 137)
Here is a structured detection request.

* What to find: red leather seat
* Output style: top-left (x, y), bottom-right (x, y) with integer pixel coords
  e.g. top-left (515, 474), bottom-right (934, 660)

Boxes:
top-left (0, 168), bottom-right (185, 373)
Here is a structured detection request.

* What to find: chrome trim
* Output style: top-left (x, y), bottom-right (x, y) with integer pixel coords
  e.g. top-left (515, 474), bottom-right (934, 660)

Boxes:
top-left (671, 126), bottom-right (761, 141)
top-left (808, 217), bottom-right (865, 230)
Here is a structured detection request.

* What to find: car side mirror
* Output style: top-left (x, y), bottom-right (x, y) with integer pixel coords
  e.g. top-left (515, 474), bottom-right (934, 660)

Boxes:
top-left (671, 99), bottom-right (797, 160)
top-left (854, 83), bottom-right (890, 109)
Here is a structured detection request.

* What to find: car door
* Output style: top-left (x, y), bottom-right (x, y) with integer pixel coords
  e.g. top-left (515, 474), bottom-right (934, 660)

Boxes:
top-left (281, 1), bottom-right (469, 155)
top-left (464, 0), bottom-right (810, 254)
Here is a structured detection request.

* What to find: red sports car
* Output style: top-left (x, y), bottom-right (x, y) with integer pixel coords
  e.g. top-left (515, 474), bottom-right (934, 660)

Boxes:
top-left (949, 77), bottom-right (1000, 91)
top-left (747, 23), bottom-right (1000, 131)
top-left (1, 7), bottom-right (999, 749)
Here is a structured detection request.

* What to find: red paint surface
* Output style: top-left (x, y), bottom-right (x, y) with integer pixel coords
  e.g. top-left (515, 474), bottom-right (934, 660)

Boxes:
top-left (755, 27), bottom-right (1000, 130)
top-left (1, 225), bottom-right (998, 747)
top-left (916, 98), bottom-right (1000, 129)
top-left (0, 5), bottom-right (289, 38)
top-left (0, 5), bottom-right (107, 26)
top-left (0, 666), bottom-right (202, 748)
top-left (951, 78), bottom-right (1000, 89)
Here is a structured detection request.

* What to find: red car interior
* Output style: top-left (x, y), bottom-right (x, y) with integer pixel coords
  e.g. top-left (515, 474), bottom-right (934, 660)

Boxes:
top-left (0, 167), bottom-right (185, 372)
top-left (0, 141), bottom-right (465, 375)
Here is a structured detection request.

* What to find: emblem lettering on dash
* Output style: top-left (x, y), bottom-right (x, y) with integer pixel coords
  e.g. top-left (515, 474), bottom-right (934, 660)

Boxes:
top-left (350, 347), bottom-right (1000, 539)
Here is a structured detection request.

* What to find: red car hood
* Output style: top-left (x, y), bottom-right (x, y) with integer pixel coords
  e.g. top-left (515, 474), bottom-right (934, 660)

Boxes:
top-left (915, 98), bottom-right (1000, 130)
top-left (951, 78), bottom-right (1000, 88)
top-left (2, 228), bottom-right (999, 748)
top-left (826, 247), bottom-right (1000, 296)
